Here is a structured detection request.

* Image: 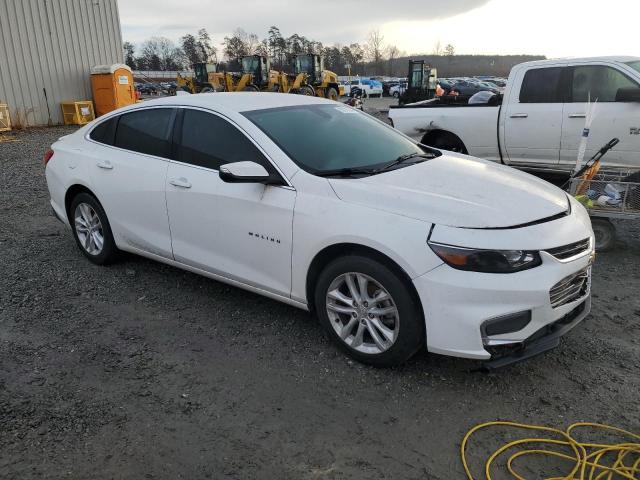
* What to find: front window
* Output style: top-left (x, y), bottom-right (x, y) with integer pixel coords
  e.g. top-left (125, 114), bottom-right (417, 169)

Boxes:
top-left (243, 104), bottom-right (437, 176)
top-left (296, 56), bottom-right (312, 73)
top-left (242, 57), bottom-right (259, 73)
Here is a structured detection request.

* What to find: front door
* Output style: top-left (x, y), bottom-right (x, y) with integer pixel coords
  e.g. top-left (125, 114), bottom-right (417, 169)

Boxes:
top-left (504, 66), bottom-right (565, 166)
top-left (165, 108), bottom-right (295, 297)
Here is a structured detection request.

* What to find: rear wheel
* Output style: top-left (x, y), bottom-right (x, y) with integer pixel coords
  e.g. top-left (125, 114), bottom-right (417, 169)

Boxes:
top-left (314, 255), bottom-right (424, 367)
top-left (243, 85), bottom-right (260, 92)
top-left (325, 87), bottom-right (339, 101)
top-left (592, 218), bottom-right (616, 251)
top-left (428, 132), bottom-right (467, 154)
top-left (70, 193), bottom-right (118, 265)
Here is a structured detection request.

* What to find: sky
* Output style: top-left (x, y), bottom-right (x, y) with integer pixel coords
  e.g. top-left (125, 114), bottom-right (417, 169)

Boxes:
top-left (119, 0), bottom-right (639, 58)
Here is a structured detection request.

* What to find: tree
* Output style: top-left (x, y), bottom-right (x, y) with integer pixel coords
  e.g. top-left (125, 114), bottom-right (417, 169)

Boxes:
top-left (180, 34), bottom-right (201, 67)
top-left (197, 28), bottom-right (218, 63)
top-left (444, 44), bottom-right (456, 56)
top-left (365, 29), bottom-right (385, 74)
top-left (223, 29), bottom-right (250, 67)
top-left (432, 40), bottom-right (443, 56)
top-left (123, 41), bottom-right (136, 70)
top-left (138, 37), bottom-right (183, 70)
top-left (386, 45), bottom-right (400, 76)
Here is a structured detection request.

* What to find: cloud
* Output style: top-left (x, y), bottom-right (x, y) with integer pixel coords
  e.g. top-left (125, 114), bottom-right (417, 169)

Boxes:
top-left (118, 0), bottom-right (490, 44)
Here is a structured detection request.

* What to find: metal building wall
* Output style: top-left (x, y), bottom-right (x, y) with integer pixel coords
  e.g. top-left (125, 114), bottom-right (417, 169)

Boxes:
top-left (0, 0), bottom-right (123, 126)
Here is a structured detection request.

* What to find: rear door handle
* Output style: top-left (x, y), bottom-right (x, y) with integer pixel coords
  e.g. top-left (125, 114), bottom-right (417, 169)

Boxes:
top-left (569, 113), bottom-right (586, 118)
top-left (169, 177), bottom-right (192, 189)
top-left (96, 160), bottom-right (113, 170)
top-left (510, 113), bottom-right (528, 118)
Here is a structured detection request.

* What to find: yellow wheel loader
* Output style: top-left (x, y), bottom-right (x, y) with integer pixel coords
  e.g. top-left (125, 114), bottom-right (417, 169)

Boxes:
top-left (177, 62), bottom-right (229, 93)
top-left (234, 55), bottom-right (283, 92)
top-left (290, 54), bottom-right (343, 99)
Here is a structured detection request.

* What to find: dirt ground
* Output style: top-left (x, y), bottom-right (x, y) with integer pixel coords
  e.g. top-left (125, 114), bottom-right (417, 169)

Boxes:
top-left (1, 126), bottom-right (638, 479)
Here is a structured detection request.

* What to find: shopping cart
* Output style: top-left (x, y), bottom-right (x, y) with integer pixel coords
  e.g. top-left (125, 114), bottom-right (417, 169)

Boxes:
top-left (566, 138), bottom-right (640, 251)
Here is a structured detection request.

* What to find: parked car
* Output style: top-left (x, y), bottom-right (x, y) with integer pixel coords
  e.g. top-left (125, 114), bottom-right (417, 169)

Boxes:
top-left (45, 93), bottom-right (594, 367)
top-left (389, 56), bottom-right (640, 172)
top-left (447, 79), bottom-right (499, 96)
top-left (349, 78), bottom-right (383, 97)
top-left (389, 82), bottom-right (407, 98)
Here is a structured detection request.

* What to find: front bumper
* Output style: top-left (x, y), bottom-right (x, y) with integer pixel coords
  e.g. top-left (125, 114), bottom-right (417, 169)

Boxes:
top-left (412, 247), bottom-right (593, 361)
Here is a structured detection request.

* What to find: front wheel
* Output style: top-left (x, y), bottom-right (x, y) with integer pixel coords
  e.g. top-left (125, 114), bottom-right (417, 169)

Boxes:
top-left (325, 87), bottom-right (339, 101)
top-left (70, 193), bottom-right (119, 265)
top-left (314, 255), bottom-right (424, 367)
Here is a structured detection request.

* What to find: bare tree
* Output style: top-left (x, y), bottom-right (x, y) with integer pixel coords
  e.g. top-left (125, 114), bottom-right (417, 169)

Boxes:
top-left (444, 44), bottom-right (455, 56)
top-left (386, 45), bottom-right (400, 76)
top-left (432, 40), bottom-right (443, 56)
top-left (365, 29), bottom-right (385, 74)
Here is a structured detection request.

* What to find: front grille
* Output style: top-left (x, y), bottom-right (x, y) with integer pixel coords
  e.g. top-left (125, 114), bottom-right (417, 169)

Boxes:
top-left (549, 268), bottom-right (590, 308)
top-left (546, 238), bottom-right (590, 260)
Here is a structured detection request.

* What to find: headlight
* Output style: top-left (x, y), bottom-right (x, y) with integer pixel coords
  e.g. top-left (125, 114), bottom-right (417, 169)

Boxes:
top-left (428, 242), bottom-right (542, 273)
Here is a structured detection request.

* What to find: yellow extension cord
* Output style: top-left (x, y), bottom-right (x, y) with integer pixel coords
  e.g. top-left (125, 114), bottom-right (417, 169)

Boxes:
top-left (461, 421), bottom-right (640, 480)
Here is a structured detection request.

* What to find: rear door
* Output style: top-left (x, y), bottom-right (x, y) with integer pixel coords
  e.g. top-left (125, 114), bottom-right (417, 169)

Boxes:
top-left (88, 107), bottom-right (175, 258)
top-left (503, 65), bottom-right (565, 165)
top-left (561, 63), bottom-right (640, 169)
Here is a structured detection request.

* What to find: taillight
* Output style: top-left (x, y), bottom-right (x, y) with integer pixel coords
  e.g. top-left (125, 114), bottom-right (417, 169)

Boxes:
top-left (43, 148), bottom-right (54, 166)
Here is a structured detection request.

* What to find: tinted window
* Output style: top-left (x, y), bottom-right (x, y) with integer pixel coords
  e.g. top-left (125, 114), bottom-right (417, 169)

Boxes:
top-left (177, 109), bottom-right (271, 171)
top-left (519, 67), bottom-right (562, 103)
top-left (89, 116), bottom-right (118, 145)
top-left (571, 65), bottom-right (638, 102)
top-left (114, 108), bottom-right (175, 158)
top-left (243, 104), bottom-right (432, 174)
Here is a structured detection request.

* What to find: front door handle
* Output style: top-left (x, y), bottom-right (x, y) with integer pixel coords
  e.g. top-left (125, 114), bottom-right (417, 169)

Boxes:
top-left (169, 177), bottom-right (192, 189)
top-left (96, 160), bottom-right (113, 170)
top-left (569, 113), bottom-right (586, 118)
top-left (510, 113), bottom-right (528, 118)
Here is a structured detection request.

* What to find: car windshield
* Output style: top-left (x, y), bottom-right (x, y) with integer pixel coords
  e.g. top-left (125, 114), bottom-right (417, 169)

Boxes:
top-left (624, 60), bottom-right (640, 75)
top-left (242, 57), bottom-right (259, 73)
top-left (243, 104), bottom-right (437, 176)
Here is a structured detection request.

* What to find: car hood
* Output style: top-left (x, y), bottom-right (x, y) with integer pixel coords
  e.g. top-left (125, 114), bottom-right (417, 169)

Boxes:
top-left (328, 155), bottom-right (569, 228)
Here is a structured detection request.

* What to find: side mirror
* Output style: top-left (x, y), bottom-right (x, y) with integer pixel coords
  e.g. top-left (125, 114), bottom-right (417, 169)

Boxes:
top-left (616, 87), bottom-right (640, 102)
top-left (219, 161), bottom-right (279, 184)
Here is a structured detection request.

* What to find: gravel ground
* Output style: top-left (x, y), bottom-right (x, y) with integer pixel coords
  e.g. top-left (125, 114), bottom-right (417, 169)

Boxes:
top-left (1, 126), bottom-right (639, 479)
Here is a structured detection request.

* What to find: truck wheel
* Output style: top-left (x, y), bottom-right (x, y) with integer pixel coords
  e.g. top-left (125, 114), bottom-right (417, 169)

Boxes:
top-left (428, 132), bottom-right (467, 154)
top-left (243, 85), bottom-right (260, 92)
top-left (325, 87), bottom-right (339, 101)
top-left (591, 218), bottom-right (616, 252)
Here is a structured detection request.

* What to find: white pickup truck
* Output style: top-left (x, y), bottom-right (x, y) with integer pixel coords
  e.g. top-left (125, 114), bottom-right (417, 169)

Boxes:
top-left (388, 56), bottom-right (640, 172)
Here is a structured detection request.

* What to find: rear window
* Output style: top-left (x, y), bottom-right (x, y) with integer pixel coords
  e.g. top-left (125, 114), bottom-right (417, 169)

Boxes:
top-left (519, 67), bottom-right (563, 103)
top-left (114, 108), bottom-right (175, 158)
top-left (89, 117), bottom-right (118, 145)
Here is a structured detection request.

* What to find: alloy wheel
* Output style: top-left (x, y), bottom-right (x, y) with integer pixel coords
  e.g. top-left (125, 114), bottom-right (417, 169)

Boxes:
top-left (326, 272), bottom-right (399, 354)
top-left (74, 203), bottom-right (104, 255)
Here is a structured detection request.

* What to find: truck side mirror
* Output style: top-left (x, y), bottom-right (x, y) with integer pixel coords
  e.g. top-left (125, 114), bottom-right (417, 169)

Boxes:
top-left (615, 87), bottom-right (640, 102)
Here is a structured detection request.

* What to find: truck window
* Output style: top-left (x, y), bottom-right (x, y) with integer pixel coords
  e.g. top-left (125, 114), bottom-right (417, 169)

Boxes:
top-left (519, 67), bottom-right (562, 103)
top-left (570, 65), bottom-right (639, 102)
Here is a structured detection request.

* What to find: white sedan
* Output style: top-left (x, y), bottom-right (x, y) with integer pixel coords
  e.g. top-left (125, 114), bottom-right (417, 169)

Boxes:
top-left (45, 93), bottom-right (594, 367)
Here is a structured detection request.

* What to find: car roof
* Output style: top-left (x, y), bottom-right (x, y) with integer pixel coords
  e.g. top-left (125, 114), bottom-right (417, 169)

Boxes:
top-left (126, 92), bottom-right (333, 114)
top-left (518, 56), bottom-right (640, 67)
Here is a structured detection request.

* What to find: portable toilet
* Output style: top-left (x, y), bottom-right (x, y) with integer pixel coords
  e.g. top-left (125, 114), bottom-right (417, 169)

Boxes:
top-left (90, 64), bottom-right (135, 117)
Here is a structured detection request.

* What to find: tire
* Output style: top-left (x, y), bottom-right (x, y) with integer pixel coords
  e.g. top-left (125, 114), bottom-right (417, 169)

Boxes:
top-left (200, 87), bottom-right (214, 93)
top-left (591, 218), bottom-right (616, 252)
top-left (325, 87), bottom-right (339, 101)
top-left (429, 132), bottom-right (467, 154)
top-left (314, 255), bottom-right (424, 367)
top-left (243, 85), bottom-right (260, 92)
top-left (298, 85), bottom-right (315, 96)
top-left (69, 193), bottom-right (119, 265)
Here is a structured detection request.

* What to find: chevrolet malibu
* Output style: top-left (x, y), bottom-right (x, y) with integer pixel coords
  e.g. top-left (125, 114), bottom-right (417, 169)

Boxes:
top-left (44, 93), bottom-right (594, 367)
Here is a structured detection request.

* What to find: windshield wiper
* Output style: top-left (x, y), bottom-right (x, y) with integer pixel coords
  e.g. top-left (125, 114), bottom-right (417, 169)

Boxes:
top-left (315, 167), bottom-right (379, 178)
top-left (373, 152), bottom-right (435, 173)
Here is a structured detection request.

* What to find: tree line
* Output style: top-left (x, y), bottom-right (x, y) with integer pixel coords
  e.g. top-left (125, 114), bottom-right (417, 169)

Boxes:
top-left (123, 26), bottom-right (407, 76)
